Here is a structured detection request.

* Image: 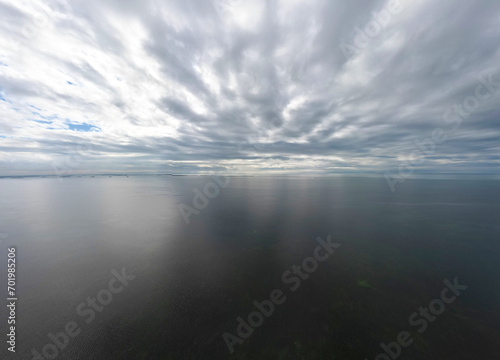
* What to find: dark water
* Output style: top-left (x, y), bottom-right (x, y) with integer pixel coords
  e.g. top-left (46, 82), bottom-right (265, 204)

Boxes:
top-left (0, 176), bottom-right (499, 359)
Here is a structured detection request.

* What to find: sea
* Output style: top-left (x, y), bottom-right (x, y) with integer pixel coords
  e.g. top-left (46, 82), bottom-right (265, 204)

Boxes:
top-left (0, 175), bottom-right (499, 359)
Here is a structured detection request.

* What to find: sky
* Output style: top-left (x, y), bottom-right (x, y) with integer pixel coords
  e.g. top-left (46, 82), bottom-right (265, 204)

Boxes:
top-left (0, 0), bottom-right (499, 176)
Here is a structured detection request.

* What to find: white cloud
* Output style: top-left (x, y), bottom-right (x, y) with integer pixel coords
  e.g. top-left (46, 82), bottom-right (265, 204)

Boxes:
top-left (0, 0), bottom-right (499, 176)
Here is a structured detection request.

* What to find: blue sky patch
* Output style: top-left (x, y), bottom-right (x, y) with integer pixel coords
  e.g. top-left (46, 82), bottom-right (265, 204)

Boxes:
top-left (32, 111), bottom-right (58, 121)
top-left (66, 122), bottom-right (100, 132)
top-left (32, 120), bottom-right (53, 124)
top-left (0, 92), bottom-right (8, 103)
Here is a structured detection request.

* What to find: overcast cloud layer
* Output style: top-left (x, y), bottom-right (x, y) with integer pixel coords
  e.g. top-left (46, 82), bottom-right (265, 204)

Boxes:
top-left (0, 0), bottom-right (499, 176)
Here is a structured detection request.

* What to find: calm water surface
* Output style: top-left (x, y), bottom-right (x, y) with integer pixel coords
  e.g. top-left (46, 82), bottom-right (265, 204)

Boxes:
top-left (0, 176), bottom-right (499, 359)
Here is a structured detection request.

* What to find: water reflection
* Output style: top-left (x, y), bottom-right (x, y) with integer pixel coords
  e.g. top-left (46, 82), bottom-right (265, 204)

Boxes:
top-left (0, 176), bottom-right (499, 358)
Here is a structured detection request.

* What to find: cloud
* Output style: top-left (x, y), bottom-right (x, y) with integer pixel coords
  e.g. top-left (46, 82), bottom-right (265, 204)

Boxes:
top-left (0, 0), bottom-right (499, 176)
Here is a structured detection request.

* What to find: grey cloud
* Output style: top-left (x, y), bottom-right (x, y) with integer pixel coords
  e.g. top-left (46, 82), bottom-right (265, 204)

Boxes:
top-left (0, 0), bottom-right (499, 175)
